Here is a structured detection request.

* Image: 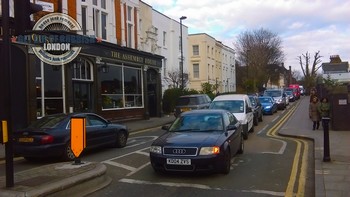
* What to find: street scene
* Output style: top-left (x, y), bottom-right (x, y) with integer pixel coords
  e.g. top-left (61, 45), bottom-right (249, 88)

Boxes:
top-left (1, 1), bottom-right (350, 197)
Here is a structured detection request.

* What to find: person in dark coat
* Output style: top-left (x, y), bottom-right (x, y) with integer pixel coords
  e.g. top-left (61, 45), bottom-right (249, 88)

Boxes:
top-left (309, 96), bottom-right (320, 130)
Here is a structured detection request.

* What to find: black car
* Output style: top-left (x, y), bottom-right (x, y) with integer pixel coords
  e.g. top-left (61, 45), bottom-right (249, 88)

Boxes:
top-left (150, 109), bottom-right (243, 174)
top-left (174, 94), bottom-right (212, 117)
top-left (13, 113), bottom-right (129, 161)
top-left (248, 95), bottom-right (263, 125)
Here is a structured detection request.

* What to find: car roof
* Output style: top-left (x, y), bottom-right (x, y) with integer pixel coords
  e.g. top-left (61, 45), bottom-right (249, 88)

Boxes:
top-left (179, 94), bottom-right (207, 98)
top-left (181, 109), bottom-right (227, 116)
top-left (213, 94), bottom-right (249, 101)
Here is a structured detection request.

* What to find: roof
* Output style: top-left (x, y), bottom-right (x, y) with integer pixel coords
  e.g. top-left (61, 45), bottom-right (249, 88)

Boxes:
top-left (213, 94), bottom-right (249, 101)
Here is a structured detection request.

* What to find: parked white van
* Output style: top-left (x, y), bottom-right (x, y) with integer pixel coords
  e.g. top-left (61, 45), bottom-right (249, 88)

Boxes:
top-left (209, 94), bottom-right (254, 140)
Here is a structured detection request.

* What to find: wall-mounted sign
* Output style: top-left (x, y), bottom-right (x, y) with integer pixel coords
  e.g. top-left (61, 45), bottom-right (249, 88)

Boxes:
top-left (35, 0), bottom-right (54, 12)
top-left (338, 99), bottom-right (347, 105)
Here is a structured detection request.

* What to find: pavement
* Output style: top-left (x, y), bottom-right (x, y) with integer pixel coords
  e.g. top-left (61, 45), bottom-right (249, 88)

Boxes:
top-left (0, 99), bottom-right (349, 196)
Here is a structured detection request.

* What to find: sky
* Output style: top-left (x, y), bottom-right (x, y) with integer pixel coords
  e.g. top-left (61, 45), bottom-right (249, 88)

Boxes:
top-left (142, 0), bottom-right (350, 73)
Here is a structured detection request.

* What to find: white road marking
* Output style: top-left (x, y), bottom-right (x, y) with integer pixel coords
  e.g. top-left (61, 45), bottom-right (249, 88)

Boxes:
top-left (272, 116), bottom-right (279, 123)
top-left (262, 138), bottom-right (287, 154)
top-left (258, 125), bottom-right (269, 134)
top-left (103, 160), bottom-right (137, 171)
top-left (126, 162), bottom-right (151, 176)
top-left (126, 136), bottom-right (158, 148)
top-left (242, 189), bottom-right (286, 196)
top-left (119, 178), bottom-right (217, 190)
top-left (135, 151), bottom-right (149, 156)
top-left (119, 178), bottom-right (287, 196)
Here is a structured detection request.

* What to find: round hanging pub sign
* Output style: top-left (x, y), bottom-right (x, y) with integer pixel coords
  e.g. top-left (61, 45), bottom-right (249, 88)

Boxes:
top-left (32, 13), bottom-right (82, 65)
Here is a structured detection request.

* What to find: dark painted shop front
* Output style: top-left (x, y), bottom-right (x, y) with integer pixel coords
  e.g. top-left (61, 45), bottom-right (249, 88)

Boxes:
top-left (3, 41), bottom-right (163, 128)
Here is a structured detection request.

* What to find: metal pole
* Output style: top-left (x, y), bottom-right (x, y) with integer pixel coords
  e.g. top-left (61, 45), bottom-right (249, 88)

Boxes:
top-left (179, 16), bottom-right (186, 90)
top-left (2, 0), bottom-right (15, 187)
top-left (180, 20), bottom-right (183, 89)
top-left (322, 117), bottom-right (331, 162)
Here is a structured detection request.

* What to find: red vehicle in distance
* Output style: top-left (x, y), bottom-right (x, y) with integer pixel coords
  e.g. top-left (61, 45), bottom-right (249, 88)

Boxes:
top-left (288, 84), bottom-right (301, 99)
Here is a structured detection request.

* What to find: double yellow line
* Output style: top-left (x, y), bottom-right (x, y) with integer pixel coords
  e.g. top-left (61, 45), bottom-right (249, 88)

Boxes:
top-left (266, 103), bottom-right (309, 197)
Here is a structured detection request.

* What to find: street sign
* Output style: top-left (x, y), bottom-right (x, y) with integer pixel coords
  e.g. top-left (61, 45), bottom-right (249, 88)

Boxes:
top-left (70, 117), bottom-right (86, 158)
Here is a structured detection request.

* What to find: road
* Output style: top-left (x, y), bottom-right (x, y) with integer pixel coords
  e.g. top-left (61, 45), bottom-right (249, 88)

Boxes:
top-left (0, 99), bottom-right (314, 197)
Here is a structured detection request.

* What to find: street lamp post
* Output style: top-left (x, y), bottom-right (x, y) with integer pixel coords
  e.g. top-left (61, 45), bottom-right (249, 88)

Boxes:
top-left (180, 16), bottom-right (187, 90)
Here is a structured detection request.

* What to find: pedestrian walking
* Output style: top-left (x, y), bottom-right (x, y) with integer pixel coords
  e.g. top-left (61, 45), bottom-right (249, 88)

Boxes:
top-left (309, 96), bottom-right (320, 130)
top-left (309, 87), bottom-right (318, 102)
top-left (318, 97), bottom-right (331, 118)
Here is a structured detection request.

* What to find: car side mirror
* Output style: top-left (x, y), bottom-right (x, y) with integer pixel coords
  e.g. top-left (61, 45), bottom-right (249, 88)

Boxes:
top-left (227, 125), bottom-right (237, 131)
top-left (246, 107), bottom-right (252, 113)
top-left (161, 125), bottom-right (170, 130)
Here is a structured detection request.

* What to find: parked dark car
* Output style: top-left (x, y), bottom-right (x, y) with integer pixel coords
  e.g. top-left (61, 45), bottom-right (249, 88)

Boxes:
top-left (284, 90), bottom-right (296, 102)
top-left (13, 113), bottom-right (129, 161)
top-left (150, 109), bottom-right (244, 174)
top-left (258, 96), bottom-right (278, 115)
top-left (248, 95), bottom-right (263, 126)
top-left (263, 89), bottom-right (287, 110)
top-left (174, 94), bottom-right (212, 117)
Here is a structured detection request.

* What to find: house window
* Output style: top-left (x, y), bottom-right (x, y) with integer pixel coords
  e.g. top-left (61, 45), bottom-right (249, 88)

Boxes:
top-left (81, 6), bottom-right (87, 35)
top-left (163, 31), bottom-right (166, 46)
top-left (92, 3), bottom-right (108, 40)
top-left (193, 45), bottom-right (199, 55)
top-left (127, 6), bottom-right (134, 48)
top-left (193, 64), bottom-right (199, 78)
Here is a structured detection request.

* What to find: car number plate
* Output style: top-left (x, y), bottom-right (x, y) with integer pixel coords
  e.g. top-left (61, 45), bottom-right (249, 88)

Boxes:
top-left (166, 158), bottom-right (191, 165)
top-left (18, 137), bottom-right (34, 143)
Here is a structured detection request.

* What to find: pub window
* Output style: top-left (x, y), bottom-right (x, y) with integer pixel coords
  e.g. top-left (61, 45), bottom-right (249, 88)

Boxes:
top-left (36, 60), bottom-right (64, 118)
top-left (100, 65), bottom-right (142, 110)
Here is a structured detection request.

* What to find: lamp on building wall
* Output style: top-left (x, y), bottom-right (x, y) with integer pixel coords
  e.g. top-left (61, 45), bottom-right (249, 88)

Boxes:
top-left (180, 16), bottom-right (187, 90)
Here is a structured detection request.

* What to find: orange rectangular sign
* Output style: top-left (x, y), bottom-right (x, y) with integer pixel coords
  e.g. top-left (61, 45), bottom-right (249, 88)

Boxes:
top-left (70, 117), bottom-right (86, 158)
top-left (1, 120), bottom-right (8, 144)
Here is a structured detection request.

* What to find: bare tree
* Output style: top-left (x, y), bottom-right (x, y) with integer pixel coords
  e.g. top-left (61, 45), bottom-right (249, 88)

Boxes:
top-left (234, 28), bottom-right (285, 92)
top-left (298, 51), bottom-right (322, 89)
top-left (163, 69), bottom-right (189, 89)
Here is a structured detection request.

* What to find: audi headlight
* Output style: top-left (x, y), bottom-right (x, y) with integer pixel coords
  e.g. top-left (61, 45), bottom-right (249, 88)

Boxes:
top-left (199, 146), bottom-right (220, 155)
top-left (150, 146), bottom-right (162, 154)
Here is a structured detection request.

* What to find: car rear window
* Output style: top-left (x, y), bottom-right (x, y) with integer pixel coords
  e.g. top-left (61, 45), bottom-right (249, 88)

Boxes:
top-left (264, 90), bottom-right (282, 97)
top-left (210, 100), bottom-right (244, 113)
top-left (176, 97), bottom-right (198, 105)
top-left (29, 115), bottom-right (67, 129)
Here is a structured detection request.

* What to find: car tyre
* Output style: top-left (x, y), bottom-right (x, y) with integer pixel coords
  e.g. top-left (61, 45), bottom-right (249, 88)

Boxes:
top-left (221, 150), bottom-right (231, 174)
top-left (253, 116), bottom-right (258, 126)
top-left (114, 131), bottom-right (128, 148)
top-left (237, 135), bottom-right (244, 154)
top-left (62, 142), bottom-right (76, 161)
top-left (243, 124), bottom-right (249, 140)
top-left (258, 113), bottom-right (263, 122)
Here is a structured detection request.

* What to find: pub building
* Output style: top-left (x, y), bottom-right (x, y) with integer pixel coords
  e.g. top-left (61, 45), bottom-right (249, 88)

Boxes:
top-left (30, 41), bottom-right (163, 124)
top-left (1, 1), bottom-right (165, 129)
top-left (1, 37), bottom-right (163, 130)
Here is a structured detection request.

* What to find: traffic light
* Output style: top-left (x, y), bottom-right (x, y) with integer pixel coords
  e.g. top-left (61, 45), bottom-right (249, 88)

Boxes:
top-left (14, 0), bottom-right (43, 35)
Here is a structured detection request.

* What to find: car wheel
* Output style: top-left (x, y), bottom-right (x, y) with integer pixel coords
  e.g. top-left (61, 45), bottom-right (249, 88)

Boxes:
top-left (249, 125), bottom-right (254, 133)
top-left (221, 150), bottom-right (231, 174)
top-left (114, 131), bottom-right (128, 148)
top-left (243, 124), bottom-right (249, 140)
top-left (237, 135), bottom-right (244, 154)
top-left (62, 142), bottom-right (76, 161)
top-left (258, 113), bottom-right (263, 122)
top-left (253, 116), bottom-right (258, 126)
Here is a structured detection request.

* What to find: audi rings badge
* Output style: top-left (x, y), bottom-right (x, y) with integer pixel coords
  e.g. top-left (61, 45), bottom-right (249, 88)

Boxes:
top-left (173, 149), bottom-right (186, 154)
